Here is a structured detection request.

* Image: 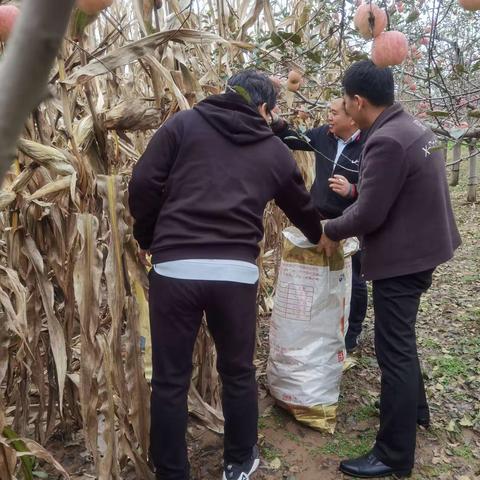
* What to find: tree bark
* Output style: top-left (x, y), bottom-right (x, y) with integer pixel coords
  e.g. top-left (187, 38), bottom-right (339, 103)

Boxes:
top-left (450, 142), bottom-right (461, 187)
top-left (0, 0), bottom-right (75, 183)
top-left (467, 143), bottom-right (478, 203)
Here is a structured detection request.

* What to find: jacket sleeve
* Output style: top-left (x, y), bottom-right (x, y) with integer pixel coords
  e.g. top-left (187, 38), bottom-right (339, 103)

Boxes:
top-left (128, 120), bottom-right (180, 250)
top-left (349, 183), bottom-right (358, 199)
top-left (275, 163), bottom-right (323, 244)
top-left (271, 118), bottom-right (316, 151)
top-left (324, 136), bottom-right (407, 241)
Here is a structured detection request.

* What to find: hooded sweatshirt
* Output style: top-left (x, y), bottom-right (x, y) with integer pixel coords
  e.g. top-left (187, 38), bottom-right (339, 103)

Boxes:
top-left (128, 92), bottom-right (322, 265)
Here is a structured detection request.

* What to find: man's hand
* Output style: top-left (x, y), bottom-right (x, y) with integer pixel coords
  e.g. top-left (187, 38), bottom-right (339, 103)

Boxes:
top-left (138, 248), bottom-right (151, 267)
top-left (269, 106), bottom-right (281, 126)
top-left (318, 232), bottom-right (340, 257)
top-left (329, 175), bottom-right (352, 198)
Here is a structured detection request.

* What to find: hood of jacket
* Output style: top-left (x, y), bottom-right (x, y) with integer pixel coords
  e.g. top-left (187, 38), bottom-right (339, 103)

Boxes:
top-left (194, 91), bottom-right (274, 145)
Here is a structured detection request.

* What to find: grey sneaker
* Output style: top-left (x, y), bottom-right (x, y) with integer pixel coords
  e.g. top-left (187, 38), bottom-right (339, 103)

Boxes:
top-left (222, 446), bottom-right (260, 480)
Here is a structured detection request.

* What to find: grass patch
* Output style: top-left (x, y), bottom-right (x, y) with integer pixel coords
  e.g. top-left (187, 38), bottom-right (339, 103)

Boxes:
top-left (353, 404), bottom-right (378, 422)
top-left (451, 444), bottom-right (474, 460)
top-left (421, 338), bottom-right (441, 349)
top-left (312, 431), bottom-right (376, 458)
top-left (269, 406), bottom-right (288, 430)
top-left (415, 463), bottom-right (454, 478)
top-left (260, 442), bottom-right (281, 462)
top-left (461, 274), bottom-right (480, 284)
top-left (258, 417), bottom-right (267, 430)
top-left (432, 355), bottom-right (469, 384)
top-left (284, 431), bottom-right (302, 445)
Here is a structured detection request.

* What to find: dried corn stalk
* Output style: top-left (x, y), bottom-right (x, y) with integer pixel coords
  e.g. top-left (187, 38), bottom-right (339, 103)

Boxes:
top-left (0, 0), bottom-right (342, 477)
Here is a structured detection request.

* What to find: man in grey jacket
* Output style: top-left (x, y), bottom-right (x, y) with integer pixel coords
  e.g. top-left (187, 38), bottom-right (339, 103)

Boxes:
top-left (320, 60), bottom-right (461, 478)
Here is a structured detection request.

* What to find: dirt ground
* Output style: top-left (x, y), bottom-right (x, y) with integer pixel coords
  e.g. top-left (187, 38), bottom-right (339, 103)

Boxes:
top-left (47, 174), bottom-right (479, 479)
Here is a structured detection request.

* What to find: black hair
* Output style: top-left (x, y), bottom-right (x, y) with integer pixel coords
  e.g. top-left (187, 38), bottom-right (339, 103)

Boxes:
top-left (342, 60), bottom-right (394, 107)
top-left (227, 70), bottom-right (277, 112)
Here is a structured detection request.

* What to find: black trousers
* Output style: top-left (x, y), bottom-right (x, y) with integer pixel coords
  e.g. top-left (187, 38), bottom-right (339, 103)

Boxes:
top-left (148, 272), bottom-right (258, 480)
top-left (372, 269), bottom-right (434, 470)
top-left (345, 251), bottom-right (368, 348)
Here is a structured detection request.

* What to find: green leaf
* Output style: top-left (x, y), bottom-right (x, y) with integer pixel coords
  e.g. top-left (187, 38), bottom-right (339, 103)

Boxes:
top-left (323, 88), bottom-right (334, 100)
top-left (232, 86), bottom-right (252, 104)
top-left (406, 9), bottom-right (420, 23)
top-left (446, 419), bottom-right (457, 432)
top-left (269, 32), bottom-right (283, 47)
top-left (472, 60), bottom-right (480, 72)
top-left (3, 426), bottom-right (35, 480)
top-left (459, 415), bottom-right (474, 427)
top-left (468, 109), bottom-right (480, 118)
top-left (426, 110), bottom-right (449, 117)
top-left (306, 51), bottom-right (322, 63)
top-left (348, 51), bottom-right (369, 61)
top-left (277, 31), bottom-right (302, 45)
top-left (69, 8), bottom-right (97, 40)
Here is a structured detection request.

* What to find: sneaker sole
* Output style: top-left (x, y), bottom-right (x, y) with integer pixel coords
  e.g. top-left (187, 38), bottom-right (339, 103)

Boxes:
top-left (222, 458), bottom-right (260, 480)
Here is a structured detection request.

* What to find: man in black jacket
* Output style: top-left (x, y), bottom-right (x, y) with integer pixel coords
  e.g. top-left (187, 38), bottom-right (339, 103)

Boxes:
top-left (271, 98), bottom-right (367, 352)
top-left (128, 71), bottom-right (323, 480)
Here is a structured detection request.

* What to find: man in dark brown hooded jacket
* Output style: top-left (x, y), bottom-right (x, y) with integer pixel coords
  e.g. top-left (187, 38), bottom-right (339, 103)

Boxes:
top-left (129, 70), bottom-right (323, 480)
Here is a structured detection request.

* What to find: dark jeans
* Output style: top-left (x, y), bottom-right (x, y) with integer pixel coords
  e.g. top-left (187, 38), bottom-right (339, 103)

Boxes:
top-left (372, 269), bottom-right (434, 470)
top-left (345, 251), bottom-right (368, 349)
top-left (148, 272), bottom-right (258, 480)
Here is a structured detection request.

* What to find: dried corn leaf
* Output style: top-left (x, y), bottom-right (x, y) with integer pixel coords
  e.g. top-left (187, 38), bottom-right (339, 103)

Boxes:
top-left (133, 0), bottom-right (149, 35)
top-left (144, 56), bottom-right (190, 111)
top-left (125, 241), bottom-right (152, 382)
top-left (179, 62), bottom-right (205, 101)
top-left (97, 176), bottom-right (128, 396)
top-left (26, 176), bottom-right (72, 201)
top-left (64, 29), bottom-right (238, 85)
top-left (73, 115), bottom-right (94, 150)
top-left (96, 335), bottom-right (120, 480)
top-left (188, 383), bottom-right (224, 434)
top-left (15, 437), bottom-right (70, 479)
top-left (0, 266), bottom-right (28, 347)
top-left (23, 237), bottom-right (67, 413)
top-left (238, 0), bottom-right (264, 40)
top-left (0, 436), bottom-right (16, 480)
top-left (0, 328), bottom-right (9, 389)
top-left (10, 168), bottom-right (36, 193)
top-left (73, 213), bottom-right (103, 455)
top-left (118, 434), bottom-right (155, 480)
top-left (0, 191), bottom-right (15, 210)
top-left (124, 296), bottom-right (151, 462)
top-left (102, 100), bottom-right (162, 131)
top-left (263, 0), bottom-right (276, 32)
top-left (0, 334), bottom-right (10, 479)
top-left (17, 139), bottom-right (74, 176)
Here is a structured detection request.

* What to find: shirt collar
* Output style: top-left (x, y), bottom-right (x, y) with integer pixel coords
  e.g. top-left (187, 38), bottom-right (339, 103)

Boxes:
top-left (335, 129), bottom-right (361, 145)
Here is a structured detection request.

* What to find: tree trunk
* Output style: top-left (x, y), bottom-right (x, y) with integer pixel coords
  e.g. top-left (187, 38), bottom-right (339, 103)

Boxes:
top-left (450, 142), bottom-right (461, 187)
top-left (467, 143), bottom-right (478, 203)
top-left (442, 140), bottom-right (448, 162)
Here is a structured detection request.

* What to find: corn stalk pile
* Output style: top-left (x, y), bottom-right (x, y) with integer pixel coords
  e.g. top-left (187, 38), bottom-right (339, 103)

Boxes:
top-left (0, 0), bottom-right (368, 478)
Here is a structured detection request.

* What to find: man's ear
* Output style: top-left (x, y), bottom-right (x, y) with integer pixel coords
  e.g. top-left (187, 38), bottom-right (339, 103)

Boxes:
top-left (355, 95), bottom-right (365, 111)
top-left (258, 103), bottom-right (269, 121)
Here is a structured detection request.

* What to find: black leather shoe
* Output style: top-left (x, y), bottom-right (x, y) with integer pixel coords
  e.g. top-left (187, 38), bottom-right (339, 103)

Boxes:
top-left (417, 416), bottom-right (430, 429)
top-left (339, 451), bottom-right (411, 478)
top-left (373, 401), bottom-right (430, 429)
